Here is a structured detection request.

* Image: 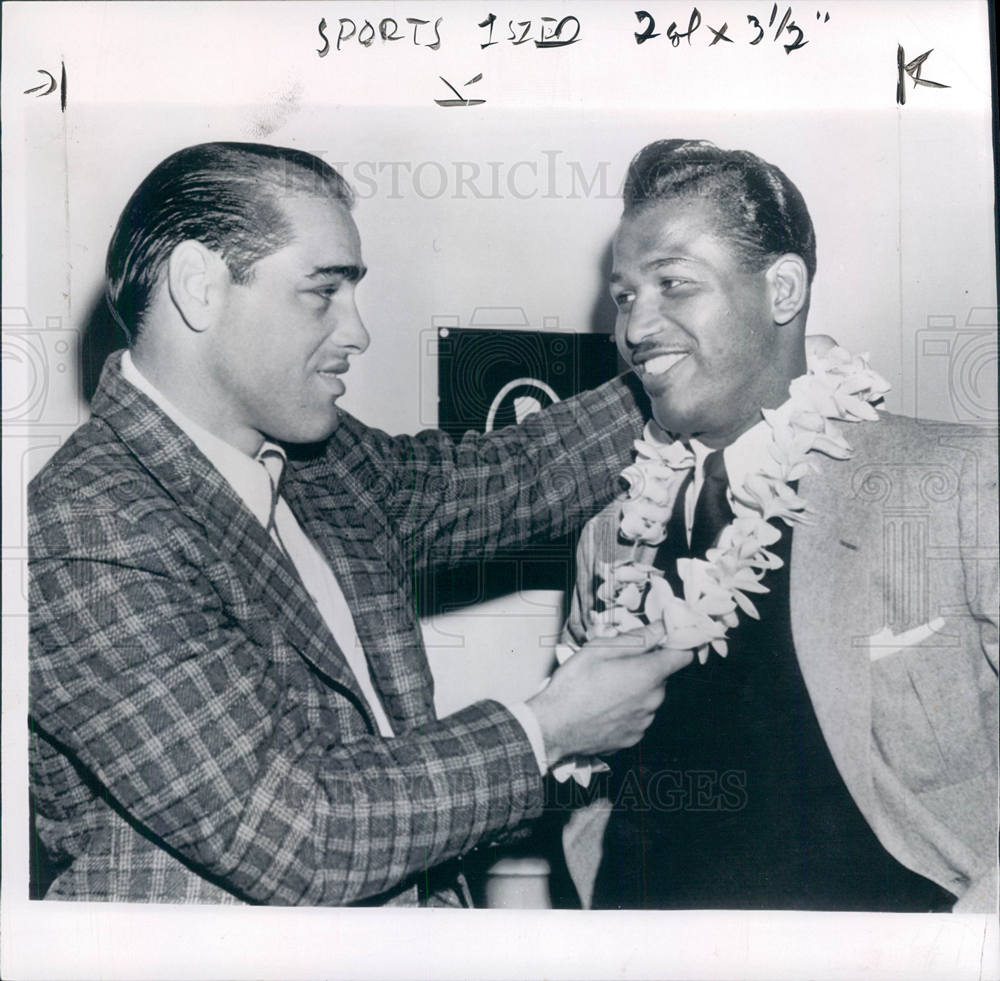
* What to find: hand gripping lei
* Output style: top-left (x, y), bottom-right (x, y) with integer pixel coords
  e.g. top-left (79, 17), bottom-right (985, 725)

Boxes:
top-left (590, 345), bottom-right (891, 662)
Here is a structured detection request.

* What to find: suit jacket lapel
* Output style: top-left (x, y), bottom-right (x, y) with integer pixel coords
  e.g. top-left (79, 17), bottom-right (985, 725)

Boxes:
top-left (283, 459), bottom-right (437, 731)
top-left (92, 353), bottom-right (377, 723)
top-left (790, 440), bottom-right (881, 827)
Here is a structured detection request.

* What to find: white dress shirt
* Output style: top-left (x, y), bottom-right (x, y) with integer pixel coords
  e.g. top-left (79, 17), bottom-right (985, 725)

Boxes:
top-left (120, 353), bottom-right (549, 767)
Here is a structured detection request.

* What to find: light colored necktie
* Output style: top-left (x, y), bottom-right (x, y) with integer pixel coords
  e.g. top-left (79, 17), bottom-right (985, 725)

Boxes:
top-left (255, 445), bottom-right (396, 737)
top-left (257, 447), bottom-right (290, 556)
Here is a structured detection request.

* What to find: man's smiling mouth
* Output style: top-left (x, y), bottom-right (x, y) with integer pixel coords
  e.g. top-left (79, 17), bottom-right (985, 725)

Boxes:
top-left (317, 364), bottom-right (347, 394)
top-left (636, 352), bottom-right (688, 378)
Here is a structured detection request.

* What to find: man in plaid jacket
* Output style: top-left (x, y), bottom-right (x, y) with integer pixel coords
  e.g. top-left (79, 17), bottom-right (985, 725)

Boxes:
top-left (29, 142), bottom-right (685, 906)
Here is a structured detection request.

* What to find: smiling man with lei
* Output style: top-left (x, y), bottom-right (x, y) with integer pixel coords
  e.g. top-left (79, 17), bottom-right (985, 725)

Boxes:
top-left (557, 139), bottom-right (998, 913)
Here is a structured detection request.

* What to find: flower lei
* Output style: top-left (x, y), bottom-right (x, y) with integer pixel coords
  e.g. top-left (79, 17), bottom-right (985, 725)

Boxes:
top-left (590, 345), bottom-right (891, 663)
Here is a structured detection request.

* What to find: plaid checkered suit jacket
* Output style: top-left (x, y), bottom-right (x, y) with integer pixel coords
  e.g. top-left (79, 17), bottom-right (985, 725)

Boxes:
top-left (29, 350), bottom-right (646, 905)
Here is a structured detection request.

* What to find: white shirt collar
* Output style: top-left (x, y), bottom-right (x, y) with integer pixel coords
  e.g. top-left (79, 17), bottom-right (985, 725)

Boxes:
top-left (699, 419), bottom-right (774, 496)
top-left (643, 411), bottom-right (776, 494)
top-left (120, 350), bottom-right (285, 527)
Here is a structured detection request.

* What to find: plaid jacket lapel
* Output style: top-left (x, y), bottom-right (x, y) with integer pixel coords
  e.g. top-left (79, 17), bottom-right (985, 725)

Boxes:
top-left (92, 353), bottom-right (378, 728)
top-left (284, 461), bottom-right (438, 731)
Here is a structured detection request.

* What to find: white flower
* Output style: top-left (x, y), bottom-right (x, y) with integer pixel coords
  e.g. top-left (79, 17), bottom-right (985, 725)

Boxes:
top-left (620, 461), bottom-right (683, 506)
top-left (643, 575), bottom-right (677, 622)
top-left (816, 348), bottom-right (891, 405)
top-left (596, 567), bottom-right (653, 611)
top-left (733, 472), bottom-right (813, 525)
top-left (617, 581), bottom-right (645, 612)
top-left (677, 558), bottom-right (738, 619)
top-left (789, 374), bottom-right (841, 420)
top-left (716, 515), bottom-right (782, 556)
top-left (612, 560), bottom-right (663, 581)
top-left (620, 498), bottom-right (671, 546)
top-left (810, 421), bottom-right (854, 460)
top-left (652, 593), bottom-right (726, 655)
top-left (795, 347), bottom-right (891, 425)
top-left (588, 606), bottom-right (644, 638)
top-left (634, 436), bottom-right (696, 471)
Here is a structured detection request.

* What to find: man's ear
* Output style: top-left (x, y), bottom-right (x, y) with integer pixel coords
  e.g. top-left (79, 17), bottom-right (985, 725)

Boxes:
top-left (166, 240), bottom-right (229, 333)
top-left (766, 254), bottom-right (809, 326)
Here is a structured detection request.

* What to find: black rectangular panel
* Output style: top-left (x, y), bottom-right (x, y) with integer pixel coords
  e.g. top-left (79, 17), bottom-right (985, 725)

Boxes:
top-left (425, 326), bottom-right (621, 612)
top-left (437, 327), bottom-right (621, 437)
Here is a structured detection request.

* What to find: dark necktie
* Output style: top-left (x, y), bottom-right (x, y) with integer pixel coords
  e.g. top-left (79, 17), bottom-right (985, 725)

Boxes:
top-left (689, 449), bottom-right (733, 557)
top-left (652, 448), bottom-right (733, 601)
top-left (654, 464), bottom-right (694, 597)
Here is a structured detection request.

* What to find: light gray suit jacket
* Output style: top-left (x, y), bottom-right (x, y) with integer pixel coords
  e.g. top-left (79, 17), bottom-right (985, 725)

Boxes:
top-left (563, 412), bottom-right (998, 912)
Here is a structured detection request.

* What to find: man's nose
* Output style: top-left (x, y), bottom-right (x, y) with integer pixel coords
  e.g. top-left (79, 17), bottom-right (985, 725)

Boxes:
top-left (335, 295), bottom-right (370, 355)
top-left (622, 291), bottom-right (662, 349)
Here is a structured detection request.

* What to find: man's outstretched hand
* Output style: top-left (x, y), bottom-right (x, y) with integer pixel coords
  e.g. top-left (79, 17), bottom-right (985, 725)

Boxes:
top-left (526, 624), bottom-right (693, 766)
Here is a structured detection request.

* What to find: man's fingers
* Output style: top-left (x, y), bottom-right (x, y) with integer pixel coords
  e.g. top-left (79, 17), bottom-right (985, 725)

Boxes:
top-left (655, 645), bottom-right (695, 678)
top-left (590, 624), bottom-right (695, 678)
top-left (596, 620), bottom-right (668, 656)
top-left (625, 643), bottom-right (693, 687)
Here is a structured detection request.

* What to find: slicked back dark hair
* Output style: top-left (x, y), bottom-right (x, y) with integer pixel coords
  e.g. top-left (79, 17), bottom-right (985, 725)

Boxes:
top-left (106, 142), bottom-right (355, 342)
top-left (622, 139), bottom-right (817, 282)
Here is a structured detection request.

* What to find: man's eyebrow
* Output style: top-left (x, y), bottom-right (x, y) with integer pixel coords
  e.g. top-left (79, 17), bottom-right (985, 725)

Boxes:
top-left (644, 256), bottom-right (697, 273)
top-left (609, 256), bottom-right (694, 285)
top-left (608, 255), bottom-right (698, 285)
top-left (305, 265), bottom-right (367, 282)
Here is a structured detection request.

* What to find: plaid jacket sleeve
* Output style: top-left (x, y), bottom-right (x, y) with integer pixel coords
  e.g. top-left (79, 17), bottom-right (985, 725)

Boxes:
top-left (29, 479), bottom-right (542, 905)
top-left (314, 373), bottom-right (648, 572)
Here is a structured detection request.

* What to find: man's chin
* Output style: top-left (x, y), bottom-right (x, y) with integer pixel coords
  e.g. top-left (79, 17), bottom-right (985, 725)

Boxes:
top-left (650, 402), bottom-right (700, 441)
top-left (272, 408), bottom-right (342, 446)
top-left (650, 401), bottom-right (731, 446)
top-left (652, 402), bottom-right (766, 449)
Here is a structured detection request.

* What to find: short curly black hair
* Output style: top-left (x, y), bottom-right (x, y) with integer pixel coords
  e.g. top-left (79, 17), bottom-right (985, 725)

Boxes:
top-left (622, 139), bottom-right (816, 282)
top-left (106, 142), bottom-right (355, 343)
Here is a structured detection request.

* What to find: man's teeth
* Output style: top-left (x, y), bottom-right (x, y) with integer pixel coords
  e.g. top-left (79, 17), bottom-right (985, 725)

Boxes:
top-left (643, 353), bottom-right (687, 376)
